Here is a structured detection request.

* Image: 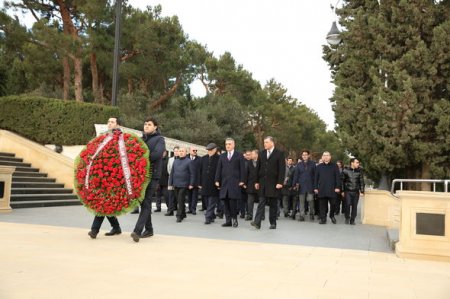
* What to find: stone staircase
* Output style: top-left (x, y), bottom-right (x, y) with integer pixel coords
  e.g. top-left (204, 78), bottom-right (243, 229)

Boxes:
top-left (0, 152), bottom-right (80, 208)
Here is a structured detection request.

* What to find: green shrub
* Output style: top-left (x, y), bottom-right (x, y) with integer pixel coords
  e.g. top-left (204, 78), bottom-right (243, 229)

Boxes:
top-left (0, 96), bottom-right (120, 145)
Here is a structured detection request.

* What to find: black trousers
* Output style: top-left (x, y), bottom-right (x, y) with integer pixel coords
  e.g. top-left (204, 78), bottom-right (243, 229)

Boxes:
top-left (345, 191), bottom-right (360, 221)
top-left (133, 179), bottom-right (158, 234)
top-left (319, 196), bottom-right (336, 221)
top-left (188, 187), bottom-right (199, 212)
top-left (254, 196), bottom-right (278, 226)
top-left (175, 187), bottom-right (188, 218)
top-left (155, 185), bottom-right (168, 210)
top-left (247, 193), bottom-right (257, 218)
top-left (222, 197), bottom-right (238, 223)
top-left (91, 215), bottom-right (120, 232)
top-left (205, 196), bottom-right (219, 221)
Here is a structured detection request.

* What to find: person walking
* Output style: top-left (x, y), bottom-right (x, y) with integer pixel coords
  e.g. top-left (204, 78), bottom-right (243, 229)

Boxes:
top-left (198, 143), bottom-right (220, 224)
top-left (131, 117), bottom-right (166, 242)
top-left (215, 138), bottom-right (246, 228)
top-left (341, 158), bottom-right (365, 225)
top-left (314, 151), bottom-right (340, 225)
top-left (251, 136), bottom-right (285, 230)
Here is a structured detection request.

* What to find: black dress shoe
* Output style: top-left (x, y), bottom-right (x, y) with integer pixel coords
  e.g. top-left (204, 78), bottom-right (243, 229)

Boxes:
top-left (269, 224), bottom-right (276, 229)
top-left (186, 210), bottom-right (192, 214)
top-left (131, 232), bottom-right (140, 242)
top-left (204, 219), bottom-right (211, 225)
top-left (105, 228), bottom-right (122, 236)
top-left (154, 208), bottom-right (161, 212)
top-left (164, 211), bottom-right (174, 216)
top-left (345, 218), bottom-right (350, 224)
top-left (141, 230), bottom-right (154, 238)
top-left (245, 215), bottom-right (252, 221)
top-left (191, 211), bottom-right (196, 215)
top-left (222, 222), bottom-right (232, 227)
top-left (331, 217), bottom-right (337, 224)
top-left (350, 220), bottom-right (355, 225)
top-left (88, 230), bottom-right (98, 239)
top-left (299, 216), bottom-right (305, 222)
top-left (310, 214), bottom-right (314, 221)
top-left (250, 221), bottom-right (261, 229)
top-left (319, 219), bottom-right (326, 224)
top-left (232, 219), bottom-right (238, 227)
top-left (239, 214), bottom-right (245, 219)
top-left (176, 217), bottom-right (182, 223)
top-left (217, 213), bottom-right (224, 219)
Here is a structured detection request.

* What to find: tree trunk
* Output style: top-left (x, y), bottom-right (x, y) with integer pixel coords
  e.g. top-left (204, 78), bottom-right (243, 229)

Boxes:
top-left (421, 163), bottom-right (431, 191)
top-left (74, 56), bottom-right (83, 102)
top-left (90, 52), bottom-right (101, 103)
top-left (62, 56), bottom-right (70, 100)
top-left (148, 76), bottom-right (182, 111)
top-left (57, 0), bottom-right (83, 102)
top-left (128, 78), bottom-right (133, 95)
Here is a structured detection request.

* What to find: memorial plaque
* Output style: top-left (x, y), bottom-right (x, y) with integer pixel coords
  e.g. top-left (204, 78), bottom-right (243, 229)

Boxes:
top-left (416, 213), bottom-right (445, 236)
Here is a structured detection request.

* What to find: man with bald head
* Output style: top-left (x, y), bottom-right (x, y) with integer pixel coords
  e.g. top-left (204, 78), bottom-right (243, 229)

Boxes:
top-left (314, 151), bottom-right (341, 224)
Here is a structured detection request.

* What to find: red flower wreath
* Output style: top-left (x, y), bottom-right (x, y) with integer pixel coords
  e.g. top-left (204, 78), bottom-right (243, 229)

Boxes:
top-left (74, 130), bottom-right (150, 216)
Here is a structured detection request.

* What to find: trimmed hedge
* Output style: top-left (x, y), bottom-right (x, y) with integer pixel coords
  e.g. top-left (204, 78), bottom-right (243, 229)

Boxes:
top-left (0, 96), bottom-right (120, 145)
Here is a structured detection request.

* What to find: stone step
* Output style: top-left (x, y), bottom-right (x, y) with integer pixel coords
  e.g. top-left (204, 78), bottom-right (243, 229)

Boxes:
top-left (12, 177), bottom-right (56, 183)
top-left (0, 156), bottom-right (23, 163)
top-left (12, 182), bottom-right (65, 188)
top-left (13, 172), bottom-right (46, 178)
top-left (11, 199), bottom-right (81, 209)
top-left (11, 193), bottom-right (78, 202)
top-left (13, 166), bottom-right (39, 172)
top-left (0, 152), bottom-right (15, 158)
top-left (11, 188), bottom-right (73, 195)
top-left (0, 161), bottom-right (32, 168)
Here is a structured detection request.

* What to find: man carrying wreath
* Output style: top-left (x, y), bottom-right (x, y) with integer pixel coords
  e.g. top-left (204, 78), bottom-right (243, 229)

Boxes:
top-left (88, 117), bottom-right (123, 238)
top-left (131, 117), bottom-right (166, 242)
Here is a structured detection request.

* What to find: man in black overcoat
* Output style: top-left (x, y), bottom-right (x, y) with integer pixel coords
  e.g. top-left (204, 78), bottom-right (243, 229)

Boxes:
top-left (314, 151), bottom-right (341, 224)
top-left (251, 136), bottom-right (285, 229)
top-left (215, 138), bottom-right (246, 228)
top-left (198, 143), bottom-right (220, 224)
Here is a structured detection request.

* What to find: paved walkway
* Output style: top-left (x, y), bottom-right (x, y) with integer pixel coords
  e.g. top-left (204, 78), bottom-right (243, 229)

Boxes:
top-left (1, 203), bottom-right (450, 299)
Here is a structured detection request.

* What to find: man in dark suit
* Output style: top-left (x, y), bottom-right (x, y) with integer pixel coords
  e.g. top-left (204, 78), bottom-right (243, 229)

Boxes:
top-left (251, 136), bottom-right (285, 230)
top-left (314, 151), bottom-right (341, 225)
top-left (244, 149), bottom-right (259, 220)
top-left (215, 138), bottom-right (246, 228)
top-left (187, 147), bottom-right (200, 215)
top-left (198, 143), bottom-right (220, 224)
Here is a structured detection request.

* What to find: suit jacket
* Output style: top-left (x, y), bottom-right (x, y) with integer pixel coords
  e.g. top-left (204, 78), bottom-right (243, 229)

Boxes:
top-left (245, 159), bottom-right (258, 194)
top-left (215, 151), bottom-right (246, 199)
top-left (198, 154), bottom-right (220, 197)
top-left (292, 160), bottom-right (316, 193)
top-left (314, 162), bottom-right (340, 198)
top-left (256, 148), bottom-right (285, 198)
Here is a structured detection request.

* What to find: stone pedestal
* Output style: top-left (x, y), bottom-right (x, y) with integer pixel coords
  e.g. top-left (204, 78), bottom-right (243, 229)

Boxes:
top-left (0, 166), bottom-right (15, 213)
top-left (396, 191), bottom-right (450, 261)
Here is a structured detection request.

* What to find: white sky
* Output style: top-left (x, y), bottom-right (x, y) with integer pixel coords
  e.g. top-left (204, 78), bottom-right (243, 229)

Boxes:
top-left (132, 0), bottom-right (337, 130)
top-left (4, 0), bottom-right (337, 129)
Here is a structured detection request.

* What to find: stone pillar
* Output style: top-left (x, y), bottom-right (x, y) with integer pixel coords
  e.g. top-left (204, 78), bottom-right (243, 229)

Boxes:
top-left (0, 166), bottom-right (15, 213)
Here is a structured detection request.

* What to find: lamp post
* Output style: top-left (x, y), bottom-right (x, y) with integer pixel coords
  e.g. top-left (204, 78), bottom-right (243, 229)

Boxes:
top-left (326, 1), bottom-right (342, 46)
top-left (111, 0), bottom-right (122, 106)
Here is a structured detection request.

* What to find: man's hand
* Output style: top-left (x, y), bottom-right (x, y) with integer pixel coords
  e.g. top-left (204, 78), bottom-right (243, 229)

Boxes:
top-left (255, 183), bottom-right (259, 190)
top-left (189, 185), bottom-right (193, 190)
top-left (294, 184), bottom-right (299, 191)
top-left (215, 182), bottom-right (220, 187)
top-left (239, 182), bottom-right (244, 187)
top-left (342, 192), bottom-right (345, 197)
top-left (198, 186), bottom-right (202, 189)
top-left (314, 189), bottom-right (318, 194)
top-left (334, 188), bottom-right (340, 193)
top-left (276, 184), bottom-right (283, 189)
